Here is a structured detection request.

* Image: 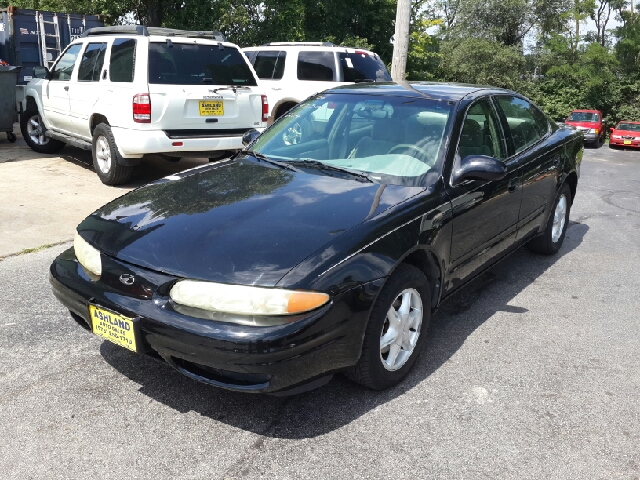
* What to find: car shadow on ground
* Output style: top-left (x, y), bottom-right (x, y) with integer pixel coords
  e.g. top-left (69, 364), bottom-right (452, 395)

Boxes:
top-left (100, 221), bottom-right (589, 439)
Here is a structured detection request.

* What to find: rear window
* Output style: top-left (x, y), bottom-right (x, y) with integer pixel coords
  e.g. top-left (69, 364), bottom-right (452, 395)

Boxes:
top-left (567, 111), bottom-right (599, 122)
top-left (297, 51), bottom-right (336, 81)
top-left (339, 52), bottom-right (391, 82)
top-left (149, 42), bottom-right (257, 86)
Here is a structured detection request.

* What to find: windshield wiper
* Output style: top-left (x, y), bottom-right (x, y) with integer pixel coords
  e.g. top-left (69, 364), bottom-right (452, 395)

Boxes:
top-left (287, 159), bottom-right (374, 183)
top-left (206, 84), bottom-right (253, 93)
top-left (243, 150), bottom-right (300, 172)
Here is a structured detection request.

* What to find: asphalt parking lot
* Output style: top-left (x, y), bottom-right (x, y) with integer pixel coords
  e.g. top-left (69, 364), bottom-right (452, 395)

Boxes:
top-left (1, 137), bottom-right (639, 479)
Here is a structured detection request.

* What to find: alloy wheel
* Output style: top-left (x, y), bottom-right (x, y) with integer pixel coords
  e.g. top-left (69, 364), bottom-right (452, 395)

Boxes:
top-left (95, 135), bottom-right (112, 174)
top-left (551, 194), bottom-right (567, 243)
top-left (26, 114), bottom-right (49, 146)
top-left (380, 288), bottom-right (423, 371)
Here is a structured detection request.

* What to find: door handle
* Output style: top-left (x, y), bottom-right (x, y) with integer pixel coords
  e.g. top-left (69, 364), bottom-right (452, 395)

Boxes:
top-left (64, 86), bottom-right (69, 91)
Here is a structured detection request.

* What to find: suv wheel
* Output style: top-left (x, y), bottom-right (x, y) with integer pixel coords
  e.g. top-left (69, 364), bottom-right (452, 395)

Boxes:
top-left (92, 123), bottom-right (134, 185)
top-left (20, 109), bottom-right (65, 154)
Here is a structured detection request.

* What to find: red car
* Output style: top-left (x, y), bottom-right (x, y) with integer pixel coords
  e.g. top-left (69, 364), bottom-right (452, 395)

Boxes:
top-left (609, 121), bottom-right (640, 149)
top-left (565, 109), bottom-right (604, 146)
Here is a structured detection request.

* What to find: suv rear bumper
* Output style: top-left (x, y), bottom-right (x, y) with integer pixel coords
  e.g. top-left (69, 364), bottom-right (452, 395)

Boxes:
top-left (112, 126), bottom-right (265, 157)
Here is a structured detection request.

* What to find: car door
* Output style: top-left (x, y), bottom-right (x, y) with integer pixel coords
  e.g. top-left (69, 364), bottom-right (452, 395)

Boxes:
top-left (446, 96), bottom-right (523, 285)
top-left (43, 43), bottom-right (83, 133)
top-left (68, 41), bottom-right (108, 139)
top-left (493, 95), bottom-right (560, 240)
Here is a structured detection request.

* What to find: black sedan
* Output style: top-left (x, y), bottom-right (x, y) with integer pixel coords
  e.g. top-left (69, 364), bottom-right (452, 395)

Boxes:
top-left (50, 82), bottom-right (583, 394)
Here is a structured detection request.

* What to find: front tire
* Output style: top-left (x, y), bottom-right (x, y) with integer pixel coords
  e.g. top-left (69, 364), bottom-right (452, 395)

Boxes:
top-left (92, 123), bottom-right (133, 185)
top-left (527, 183), bottom-right (572, 255)
top-left (345, 264), bottom-right (431, 390)
top-left (20, 109), bottom-right (65, 154)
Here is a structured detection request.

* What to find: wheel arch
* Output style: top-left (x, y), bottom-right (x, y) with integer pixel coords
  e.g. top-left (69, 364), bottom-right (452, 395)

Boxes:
top-left (272, 99), bottom-right (300, 121)
top-left (565, 171), bottom-right (578, 205)
top-left (90, 114), bottom-right (110, 136)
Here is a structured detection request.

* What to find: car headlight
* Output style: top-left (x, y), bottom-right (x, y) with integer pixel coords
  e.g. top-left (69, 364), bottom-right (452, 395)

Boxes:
top-left (170, 280), bottom-right (330, 316)
top-left (74, 233), bottom-right (102, 276)
top-left (588, 128), bottom-right (596, 134)
top-left (611, 135), bottom-right (621, 139)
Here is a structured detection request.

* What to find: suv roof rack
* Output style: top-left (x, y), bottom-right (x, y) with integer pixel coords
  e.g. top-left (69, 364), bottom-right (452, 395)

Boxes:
top-left (81, 26), bottom-right (227, 42)
top-left (261, 41), bottom-right (336, 47)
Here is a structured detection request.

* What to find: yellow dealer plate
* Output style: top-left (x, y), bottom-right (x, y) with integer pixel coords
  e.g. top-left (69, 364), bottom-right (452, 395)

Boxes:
top-left (624, 140), bottom-right (632, 145)
top-left (89, 305), bottom-right (137, 352)
top-left (199, 100), bottom-right (224, 116)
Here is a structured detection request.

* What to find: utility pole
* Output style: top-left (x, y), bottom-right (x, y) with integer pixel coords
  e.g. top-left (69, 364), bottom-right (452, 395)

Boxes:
top-left (391, 0), bottom-right (412, 81)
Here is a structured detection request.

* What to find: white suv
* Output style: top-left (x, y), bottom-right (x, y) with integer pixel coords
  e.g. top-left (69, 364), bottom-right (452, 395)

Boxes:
top-left (21, 26), bottom-right (268, 185)
top-left (242, 42), bottom-right (390, 123)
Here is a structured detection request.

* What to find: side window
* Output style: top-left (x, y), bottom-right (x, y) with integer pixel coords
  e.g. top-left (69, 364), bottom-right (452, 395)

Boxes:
top-left (243, 50), bottom-right (257, 64)
top-left (253, 51), bottom-right (286, 80)
top-left (495, 96), bottom-right (546, 154)
top-left (458, 99), bottom-right (506, 160)
top-left (78, 43), bottom-right (107, 82)
top-left (110, 38), bottom-right (136, 83)
top-left (50, 44), bottom-right (82, 81)
top-left (297, 51), bottom-right (335, 81)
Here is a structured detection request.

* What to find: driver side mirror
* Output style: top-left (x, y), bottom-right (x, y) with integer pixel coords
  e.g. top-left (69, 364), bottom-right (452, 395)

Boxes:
top-left (33, 66), bottom-right (49, 79)
top-left (242, 129), bottom-right (261, 147)
top-left (452, 155), bottom-right (507, 185)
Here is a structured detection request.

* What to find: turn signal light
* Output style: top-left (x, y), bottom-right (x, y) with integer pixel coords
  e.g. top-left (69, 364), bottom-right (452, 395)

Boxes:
top-left (133, 94), bottom-right (151, 123)
top-left (287, 292), bottom-right (331, 314)
top-left (261, 95), bottom-right (269, 122)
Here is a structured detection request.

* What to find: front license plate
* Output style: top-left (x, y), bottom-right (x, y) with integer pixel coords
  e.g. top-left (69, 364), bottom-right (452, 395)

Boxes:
top-left (89, 305), bottom-right (137, 352)
top-left (199, 100), bottom-right (224, 116)
top-left (624, 140), bottom-right (632, 145)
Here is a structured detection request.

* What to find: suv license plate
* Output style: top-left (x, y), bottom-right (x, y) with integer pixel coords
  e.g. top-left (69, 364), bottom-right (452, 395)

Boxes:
top-left (89, 304), bottom-right (137, 352)
top-left (199, 100), bottom-right (224, 116)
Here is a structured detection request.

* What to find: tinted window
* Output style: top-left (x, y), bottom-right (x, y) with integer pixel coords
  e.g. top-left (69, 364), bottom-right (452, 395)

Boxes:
top-left (297, 51), bottom-right (335, 81)
top-left (339, 52), bottom-right (391, 82)
top-left (253, 51), bottom-right (286, 80)
top-left (50, 44), bottom-right (82, 81)
top-left (459, 99), bottom-right (506, 160)
top-left (110, 38), bottom-right (136, 83)
top-left (148, 43), bottom-right (257, 86)
top-left (495, 96), bottom-right (546, 154)
top-left (78, 43), bottom-right (107, 82)
top-left (243, 50), bottom-right (257, 63)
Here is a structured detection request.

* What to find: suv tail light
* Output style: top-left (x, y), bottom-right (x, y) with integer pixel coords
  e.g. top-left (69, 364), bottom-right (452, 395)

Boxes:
top-left (133, 94), bottom-right (151, 123)
top-left (261, 95), bottom-right (269, 122)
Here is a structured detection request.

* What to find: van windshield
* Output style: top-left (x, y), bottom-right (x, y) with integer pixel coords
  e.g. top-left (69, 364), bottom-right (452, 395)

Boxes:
top-left (148, 42), bottom-right (257, 86)
top-left (567, 112), bottom-right (598, 122)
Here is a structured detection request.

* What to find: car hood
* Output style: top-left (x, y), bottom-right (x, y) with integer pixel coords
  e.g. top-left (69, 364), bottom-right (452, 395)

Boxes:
top-left (77, 157), bottom-right (422, 287)
top-left (613, 128), bottom-right (640, 136)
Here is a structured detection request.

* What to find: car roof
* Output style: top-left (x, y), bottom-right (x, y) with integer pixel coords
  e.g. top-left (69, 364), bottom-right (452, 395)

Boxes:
top-left (616, 120), bottom-right (640, 124)
top-left (570, 109), bottom-right (600, 113)
top-left (320, 82), bottom-right (516, 102)
top-left (242, 44), bottom-right (377, 54)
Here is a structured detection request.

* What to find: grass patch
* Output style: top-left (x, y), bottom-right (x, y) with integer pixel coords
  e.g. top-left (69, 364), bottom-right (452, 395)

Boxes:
top-left (19, 243), bottom-right (58, 255)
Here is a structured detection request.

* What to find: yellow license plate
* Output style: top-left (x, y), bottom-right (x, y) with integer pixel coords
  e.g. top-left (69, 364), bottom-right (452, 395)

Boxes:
top-left (624, 140), bottom-right (632, 145)
top-left (89, 305), bottom-right (137, 352)
top-left (199, 100), bottom-right (224, 116)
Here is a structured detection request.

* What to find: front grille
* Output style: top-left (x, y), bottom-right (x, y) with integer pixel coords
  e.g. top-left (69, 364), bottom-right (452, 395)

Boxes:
top-left (622, 136), bottom-right (634, 140)
top-left (164, 128), bottom-right (251, 139)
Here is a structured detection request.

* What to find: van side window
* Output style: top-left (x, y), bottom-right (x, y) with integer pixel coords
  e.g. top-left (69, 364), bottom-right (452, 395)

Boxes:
top-left (110, 38), bottom-right (136, 83)
top-left (297, 51), bottom-right (335, 81)
top-left (253, 51), bottom-right (286, 80)
top-left (78, 43), bottom-right (107, 82)
top-left (50, 44), bottom-right (82, 81)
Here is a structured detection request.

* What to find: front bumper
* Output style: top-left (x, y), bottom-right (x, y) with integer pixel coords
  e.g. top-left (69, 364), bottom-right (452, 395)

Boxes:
top-left (50, 248), bottom-right (381, 394)
top-left (609, 138), bottom-right (640, 148)
top-left (111, 126), bottom-right (266, 158)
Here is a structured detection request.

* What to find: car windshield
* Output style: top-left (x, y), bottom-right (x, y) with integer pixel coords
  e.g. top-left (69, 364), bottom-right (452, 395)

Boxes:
top-left (250, 93), bottom-right (453, 187)
top-left (148, 42), bottom-right (257, 86)
top-left (616, 122), bottom-right (640, 132)
top-left (567, 112), bottom-right (598, 122)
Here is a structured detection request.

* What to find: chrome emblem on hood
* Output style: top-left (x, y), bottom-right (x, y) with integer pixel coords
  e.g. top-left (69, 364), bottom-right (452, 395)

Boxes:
top-left (119, 274), bottom-right (135, 285)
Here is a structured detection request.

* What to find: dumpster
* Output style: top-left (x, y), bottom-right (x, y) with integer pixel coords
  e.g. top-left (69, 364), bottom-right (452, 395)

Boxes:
top-left (0, 65), bottom-right (19, 142)
top-left (0, 7), bottom-right (103, 85)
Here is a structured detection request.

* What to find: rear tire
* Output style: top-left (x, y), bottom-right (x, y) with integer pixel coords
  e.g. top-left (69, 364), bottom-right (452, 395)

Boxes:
top-left (345, 264), bottom-right (431, 390)
top-left (20, 109), bottom-right (65, 154)
top-left (208, 150), bottom-right (234, 162)
top-left (527, 183), bottom-right (572, 255)
top-left (92, 123), bottom-right (133, 185)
